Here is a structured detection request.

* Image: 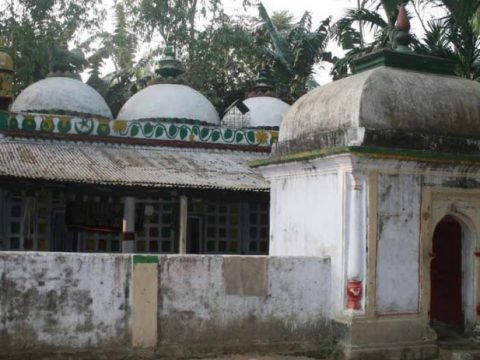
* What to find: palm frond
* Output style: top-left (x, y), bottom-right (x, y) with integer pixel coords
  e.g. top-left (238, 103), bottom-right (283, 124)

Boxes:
top-left (298, 11), bottom-right (313, 31)
top-left (348, 8), bottom-right (389, 29)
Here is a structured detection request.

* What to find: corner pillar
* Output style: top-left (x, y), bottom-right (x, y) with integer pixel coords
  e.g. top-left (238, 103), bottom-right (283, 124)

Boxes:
top-left (122, 196), bottom-right (136, 253)
top-left (178, 195), bottom-right (188, 254)
top-left (132, 255), bottom-right (158, 348)
top-left (346, 173), bottom-right (366, 311)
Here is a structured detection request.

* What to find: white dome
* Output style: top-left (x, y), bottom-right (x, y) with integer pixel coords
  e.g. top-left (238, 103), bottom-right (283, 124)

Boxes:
top-left (222, 96), bottom-right (289, 129)
top-left (117, 84), bottom-right (220, 125)
top-left (11, 77), bottom-right (112, 119)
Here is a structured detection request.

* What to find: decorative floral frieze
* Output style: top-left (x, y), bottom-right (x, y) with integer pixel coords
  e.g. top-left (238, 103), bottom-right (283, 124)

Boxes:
top-left (2, 112), bottom-right (279, 147)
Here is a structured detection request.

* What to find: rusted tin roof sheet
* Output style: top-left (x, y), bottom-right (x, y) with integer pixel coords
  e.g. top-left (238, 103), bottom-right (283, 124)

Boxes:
top-left (0, 137), bottom-right (270, 191)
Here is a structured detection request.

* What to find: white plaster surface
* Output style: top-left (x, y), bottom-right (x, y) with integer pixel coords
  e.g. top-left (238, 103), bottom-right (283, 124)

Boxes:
top-left (268, 172), bottom-right (340, 258)
top-left (345, 173), bottom-right (366, 282)
top-left (375, 174), bottom-right (421, 314)
top-left (11, 77), bottom-right (113, 119)
top-left (222, 96), bottom-right (289, 129)
top-left (0, 252), bottom-right (130, 348)
top-left (157, 256), bottom-right (331, 346)
top-left (262, 161), bottom-right (344, 316)
top-left (280, 67), bottom-right (480, 143)
top-left (117, 84), bottom-right (220, 125)
top-left (0, 252), bottom-right (331, 354)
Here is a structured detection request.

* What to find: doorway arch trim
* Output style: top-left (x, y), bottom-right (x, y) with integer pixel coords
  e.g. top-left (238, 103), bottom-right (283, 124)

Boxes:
top-left (420, 187), bottom-right (480, 331)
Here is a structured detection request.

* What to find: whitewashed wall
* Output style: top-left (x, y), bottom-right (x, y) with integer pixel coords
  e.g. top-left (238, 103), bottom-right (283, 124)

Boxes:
top-left (0, 252), bottom-right (131, 349)
top-left (0, 252), bottom-right (331, 358)
top-left (267, 166), bottom-right (343, 316)
top-left (376, 174), bottom-right (422, 314)
top-left (374, 170), bottom-right (480, 315)
top-left (357, 157), bottom-right (480, 318)
top-left (269, 172), bottom-right (341, 257)
top-left (157, 256), bottom-right (331, 353)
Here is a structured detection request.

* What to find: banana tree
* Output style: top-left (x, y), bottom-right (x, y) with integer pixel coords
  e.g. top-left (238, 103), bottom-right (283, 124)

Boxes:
top-left (256, 2), bottom-right (331, 101)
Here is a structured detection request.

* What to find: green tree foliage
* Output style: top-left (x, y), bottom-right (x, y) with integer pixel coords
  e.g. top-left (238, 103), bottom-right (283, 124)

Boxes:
top-left (416, 0), bottom-right (480, 79)
top-left (1, 0), bottom-right (325, 115)
top-left (330, 0), bottom-right (408, 79)
top-left (472, 8), bottom-right (480, 35)
top-left (85, 2), bottom-right (151, 117)
top-left (270, 10), bottom-right (295, 35)
top-left (332, 0), bottom-right (480, 80)
top-left (124, 0), bottom-right (258, 114)
top-left (255, 2), bottom-right (331, 102)
top-left (183, 16), bottom-right (258, 115)
top-left (0, 0), bottom-right (105, 94)
top-left (126, 0), bottom-right (232, 59)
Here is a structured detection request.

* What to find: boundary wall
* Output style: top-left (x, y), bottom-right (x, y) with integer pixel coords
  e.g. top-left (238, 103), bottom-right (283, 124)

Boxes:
top-left (0, 253), bottom-right (331, 359)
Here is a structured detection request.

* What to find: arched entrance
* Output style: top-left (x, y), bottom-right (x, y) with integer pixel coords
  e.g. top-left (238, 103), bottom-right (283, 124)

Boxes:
top-left (430, 215), bottom-right (464, 332)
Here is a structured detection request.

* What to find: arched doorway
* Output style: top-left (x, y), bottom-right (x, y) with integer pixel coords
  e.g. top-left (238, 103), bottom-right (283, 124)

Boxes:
top-left (430, 215), bottom-right (464, 333)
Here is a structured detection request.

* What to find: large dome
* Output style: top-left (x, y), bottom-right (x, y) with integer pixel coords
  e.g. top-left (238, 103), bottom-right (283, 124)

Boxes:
top-left (11, 77), bottom-right (112, 119)
top-left (117, 84), bottom-right (220, 125)
top-left (277, 66), bottom-right (480, 155)
top-left (222, 96), bottom-right (289, 129)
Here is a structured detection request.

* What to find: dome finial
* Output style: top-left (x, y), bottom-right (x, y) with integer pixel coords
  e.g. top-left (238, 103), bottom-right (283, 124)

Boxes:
top-left (351, 2), bottom-right (455, 75)
top-left (248, 62), bottom-right (275, 98)
top-left (395, 4), bottom-right (412, 53)
top-left (0, 37), bottom-right (14, 111)
top-left (156, 43), bottom-right (184, 80)
top-left (49, 42), bottom-right (86, 79)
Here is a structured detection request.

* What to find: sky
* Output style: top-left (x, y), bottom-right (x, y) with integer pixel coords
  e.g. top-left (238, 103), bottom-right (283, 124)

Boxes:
top-left (95, 0), bottom-right (440, 84)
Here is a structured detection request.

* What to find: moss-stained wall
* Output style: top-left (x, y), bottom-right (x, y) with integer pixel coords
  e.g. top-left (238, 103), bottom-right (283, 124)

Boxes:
top-left (0, 253), bottom-right (332, 359)
top-left (156, 256), bottom-right (332, 357)
top-left (0, 253), bottom-right (132, 355)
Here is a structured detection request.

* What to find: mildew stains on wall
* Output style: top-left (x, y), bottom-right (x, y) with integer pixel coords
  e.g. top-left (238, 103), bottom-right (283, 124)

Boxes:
top-left (157, 256), bottom-right (331, 355)
top-left (0, 253), bottom-right (331, 358)
top-left (376, 174), bottom-right (421, 314)
top-left (0, 252), bottom-right (131, 350)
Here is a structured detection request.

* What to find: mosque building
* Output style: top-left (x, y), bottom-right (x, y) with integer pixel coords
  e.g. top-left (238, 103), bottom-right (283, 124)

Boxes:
top-left (0, 44), bottom-right (290, 256)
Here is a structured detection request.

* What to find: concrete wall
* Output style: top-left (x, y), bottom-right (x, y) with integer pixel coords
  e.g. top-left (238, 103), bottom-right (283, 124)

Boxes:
top-left (157, 256), bottom-right (331, 356)
top-left (374, 170), bottom-right (480, 315)
top-left (0, 252), bottom-right (131, 352)
top-left (269, 172), bottom-right (341, 258)
top-left (268, 170), bottom-right (343, 316)
top-left (375, 173), bottom-right (421, 314)
top-left (0, 252), bottom-right (331, 358)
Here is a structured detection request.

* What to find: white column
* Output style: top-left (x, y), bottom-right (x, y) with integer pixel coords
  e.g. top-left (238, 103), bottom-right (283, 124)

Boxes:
top-left (346, 172), bottom-right (366, 310)
top-left (178, 195), bottom-right (188, 254)
top-left (122, 196), bottom-right (136, 253)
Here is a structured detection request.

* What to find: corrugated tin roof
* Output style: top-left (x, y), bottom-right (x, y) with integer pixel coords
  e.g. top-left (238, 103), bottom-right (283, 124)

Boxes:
top-left (0, 136), bottom-right (270, 191)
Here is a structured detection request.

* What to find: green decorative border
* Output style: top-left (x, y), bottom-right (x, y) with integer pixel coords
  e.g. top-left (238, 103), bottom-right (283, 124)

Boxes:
top-left (3, 112), bottom-right (278, 147)
top-left (133, 255), bottom-right (159, 264)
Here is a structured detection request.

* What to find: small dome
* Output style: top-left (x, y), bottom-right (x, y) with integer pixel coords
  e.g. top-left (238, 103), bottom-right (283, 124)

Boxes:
top-left (278, 66), bottom-right (480, 155)
top-left (11, 77), bottom-right (112, 119)
top-left (117, 84), bottom-right (220, 125)
top-left (0, 51), bottom-right (13, 72)
top-left (222, 96), bottom-right (289, 129)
